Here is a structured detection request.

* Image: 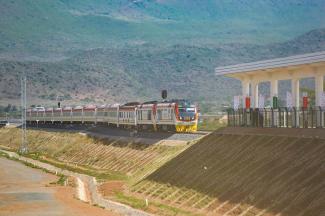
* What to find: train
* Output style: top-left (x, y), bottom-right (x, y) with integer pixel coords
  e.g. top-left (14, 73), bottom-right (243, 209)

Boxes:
top-left (26, 99), bottom-right (198, 132)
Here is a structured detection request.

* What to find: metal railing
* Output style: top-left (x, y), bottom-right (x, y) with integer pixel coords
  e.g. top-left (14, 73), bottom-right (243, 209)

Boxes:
top-left (227, 107), bottom-right (325, 128)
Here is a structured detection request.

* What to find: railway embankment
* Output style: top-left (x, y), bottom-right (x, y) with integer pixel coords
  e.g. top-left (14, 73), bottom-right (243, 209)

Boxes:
top-left (132, 128), bottom-right (325, 216)
top-left (0, 127), bottom-right (199, 215)
top-left (1, 126), bottom-right (324, 215)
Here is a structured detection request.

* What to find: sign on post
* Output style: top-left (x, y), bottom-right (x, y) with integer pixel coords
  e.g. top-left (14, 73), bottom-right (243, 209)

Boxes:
top-left (245, 97), bottom-right (251, 109)
top-left (272, 96), bottom-right (278, 109)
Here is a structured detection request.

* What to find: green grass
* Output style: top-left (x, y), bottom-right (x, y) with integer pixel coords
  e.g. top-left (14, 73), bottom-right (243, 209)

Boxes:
top-left (25, 152), bottom-right (127, 181)
top-left (115, 192), bottom-right (148, 210)
top-left (114, 192), bottom-right (200, 216)
top-left (198, 118), bottom-right (225, 131)
top-left (56, 175), bottom-right (67, 185)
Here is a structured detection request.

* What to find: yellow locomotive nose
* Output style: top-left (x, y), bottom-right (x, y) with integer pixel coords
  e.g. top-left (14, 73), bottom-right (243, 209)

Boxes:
top-left (175, 124), bottom-right (198, 132)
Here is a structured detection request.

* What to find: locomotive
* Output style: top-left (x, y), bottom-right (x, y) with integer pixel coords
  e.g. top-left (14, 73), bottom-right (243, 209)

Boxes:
top-left (27, 100), bottom-right (198, 132)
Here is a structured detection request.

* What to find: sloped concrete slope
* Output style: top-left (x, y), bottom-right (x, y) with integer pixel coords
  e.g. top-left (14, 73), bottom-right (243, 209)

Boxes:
top-left (133, 130), bottom-right (325, 216)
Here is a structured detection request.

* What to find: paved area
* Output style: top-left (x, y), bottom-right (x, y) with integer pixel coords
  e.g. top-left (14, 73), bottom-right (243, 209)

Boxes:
top-left (0, 157), bottom-right (117, 216)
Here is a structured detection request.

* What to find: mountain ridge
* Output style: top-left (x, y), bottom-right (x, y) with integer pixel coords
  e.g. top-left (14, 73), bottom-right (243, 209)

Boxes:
top-left (1, 0), bottom-right (325, 60)
top-left (1, 29), bottom-right (325, 112)
top-left (1, 1), bottom-right (325, 112)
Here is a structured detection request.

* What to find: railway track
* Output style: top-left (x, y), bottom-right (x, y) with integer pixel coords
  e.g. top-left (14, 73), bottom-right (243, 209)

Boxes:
top-left (24, 123), bottom-right (208, 142)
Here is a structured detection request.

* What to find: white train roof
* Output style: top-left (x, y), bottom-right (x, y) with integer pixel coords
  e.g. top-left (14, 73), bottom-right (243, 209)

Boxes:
top-left (73, 105), bottom-right (83, 110)
top-left (63, 106), bottom-right (72, 110)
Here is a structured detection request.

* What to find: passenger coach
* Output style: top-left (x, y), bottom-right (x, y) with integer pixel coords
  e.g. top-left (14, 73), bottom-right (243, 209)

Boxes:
top-left (27, 100), bottom-right (198, 132)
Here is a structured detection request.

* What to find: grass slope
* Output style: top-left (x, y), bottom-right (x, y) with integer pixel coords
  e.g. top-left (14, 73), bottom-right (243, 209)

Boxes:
top-left (132, 131), bottom-right (325, 215)
top-left (0, 128), bottom-right (187, 181)
top-left (0, 127), bottom-right (195, 215)
top-left (1, 127), bottom-right (324, 215)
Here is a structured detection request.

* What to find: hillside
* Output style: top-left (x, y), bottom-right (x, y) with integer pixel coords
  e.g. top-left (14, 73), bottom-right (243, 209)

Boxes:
top-left (1, 29), bottom-right (325, 111)
top-left (1, 1), bottom-right (325, 111)
top-left (1, 0), bottom-right (325, 60)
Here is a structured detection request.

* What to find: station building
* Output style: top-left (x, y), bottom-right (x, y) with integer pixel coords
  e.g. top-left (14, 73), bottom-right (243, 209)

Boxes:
top-left (215, 51), bottom-right (325, 128)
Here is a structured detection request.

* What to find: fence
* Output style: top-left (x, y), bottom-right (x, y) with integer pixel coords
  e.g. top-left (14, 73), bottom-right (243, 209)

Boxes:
top-left (227, 107), bottom-right (325, 128)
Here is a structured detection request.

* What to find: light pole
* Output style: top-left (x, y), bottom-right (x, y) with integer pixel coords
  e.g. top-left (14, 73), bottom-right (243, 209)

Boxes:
top-left (20, 74), bottom-right (28, 154)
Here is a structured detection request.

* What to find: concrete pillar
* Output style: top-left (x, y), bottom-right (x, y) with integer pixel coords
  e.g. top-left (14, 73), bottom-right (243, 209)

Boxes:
top-left (315, 74), bottom-right (324, 127)
top-left (241, 79), bottom-right (250, 108)
top-left (251, 81), bottom-right (259, 108)
top-left (270, 79), bottom-right (279, 126)
top-left (291, 78), bottom-right (300, 108)
top-left (270, 79), bottom-right (278, 97)
top-left (291, 78), bottom-right (300, 127)
top-left (315, 74), bottom-right (324, 107)
top-left (270, 79), bottom-right (278, 107)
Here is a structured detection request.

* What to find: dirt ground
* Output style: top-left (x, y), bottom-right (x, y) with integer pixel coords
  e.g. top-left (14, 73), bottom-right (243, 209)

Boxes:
top-left (99, 181), bottom-right (125, 197)
top-left (0, 157), bottom-right (119, 216)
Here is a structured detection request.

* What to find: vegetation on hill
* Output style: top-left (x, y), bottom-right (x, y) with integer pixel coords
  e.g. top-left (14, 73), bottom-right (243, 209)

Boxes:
top-left (1, 0), bottom-right (325, 58)
top-left (1, 29), bottom-right (325, 112)
top-left (1, 1), bottom-right (325, 111)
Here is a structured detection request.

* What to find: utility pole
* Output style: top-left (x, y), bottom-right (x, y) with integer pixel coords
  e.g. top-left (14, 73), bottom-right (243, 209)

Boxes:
top-left (20, 74), bottom-right (28, 154)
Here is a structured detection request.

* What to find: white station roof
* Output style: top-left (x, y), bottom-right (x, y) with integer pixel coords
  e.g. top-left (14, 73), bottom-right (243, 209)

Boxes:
top-left (215, 51), bottom-right (325, 76)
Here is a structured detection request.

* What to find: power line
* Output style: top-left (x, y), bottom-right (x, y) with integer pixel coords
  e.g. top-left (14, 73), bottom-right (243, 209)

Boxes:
top-left (20, 74), bottom-right (28, 154)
